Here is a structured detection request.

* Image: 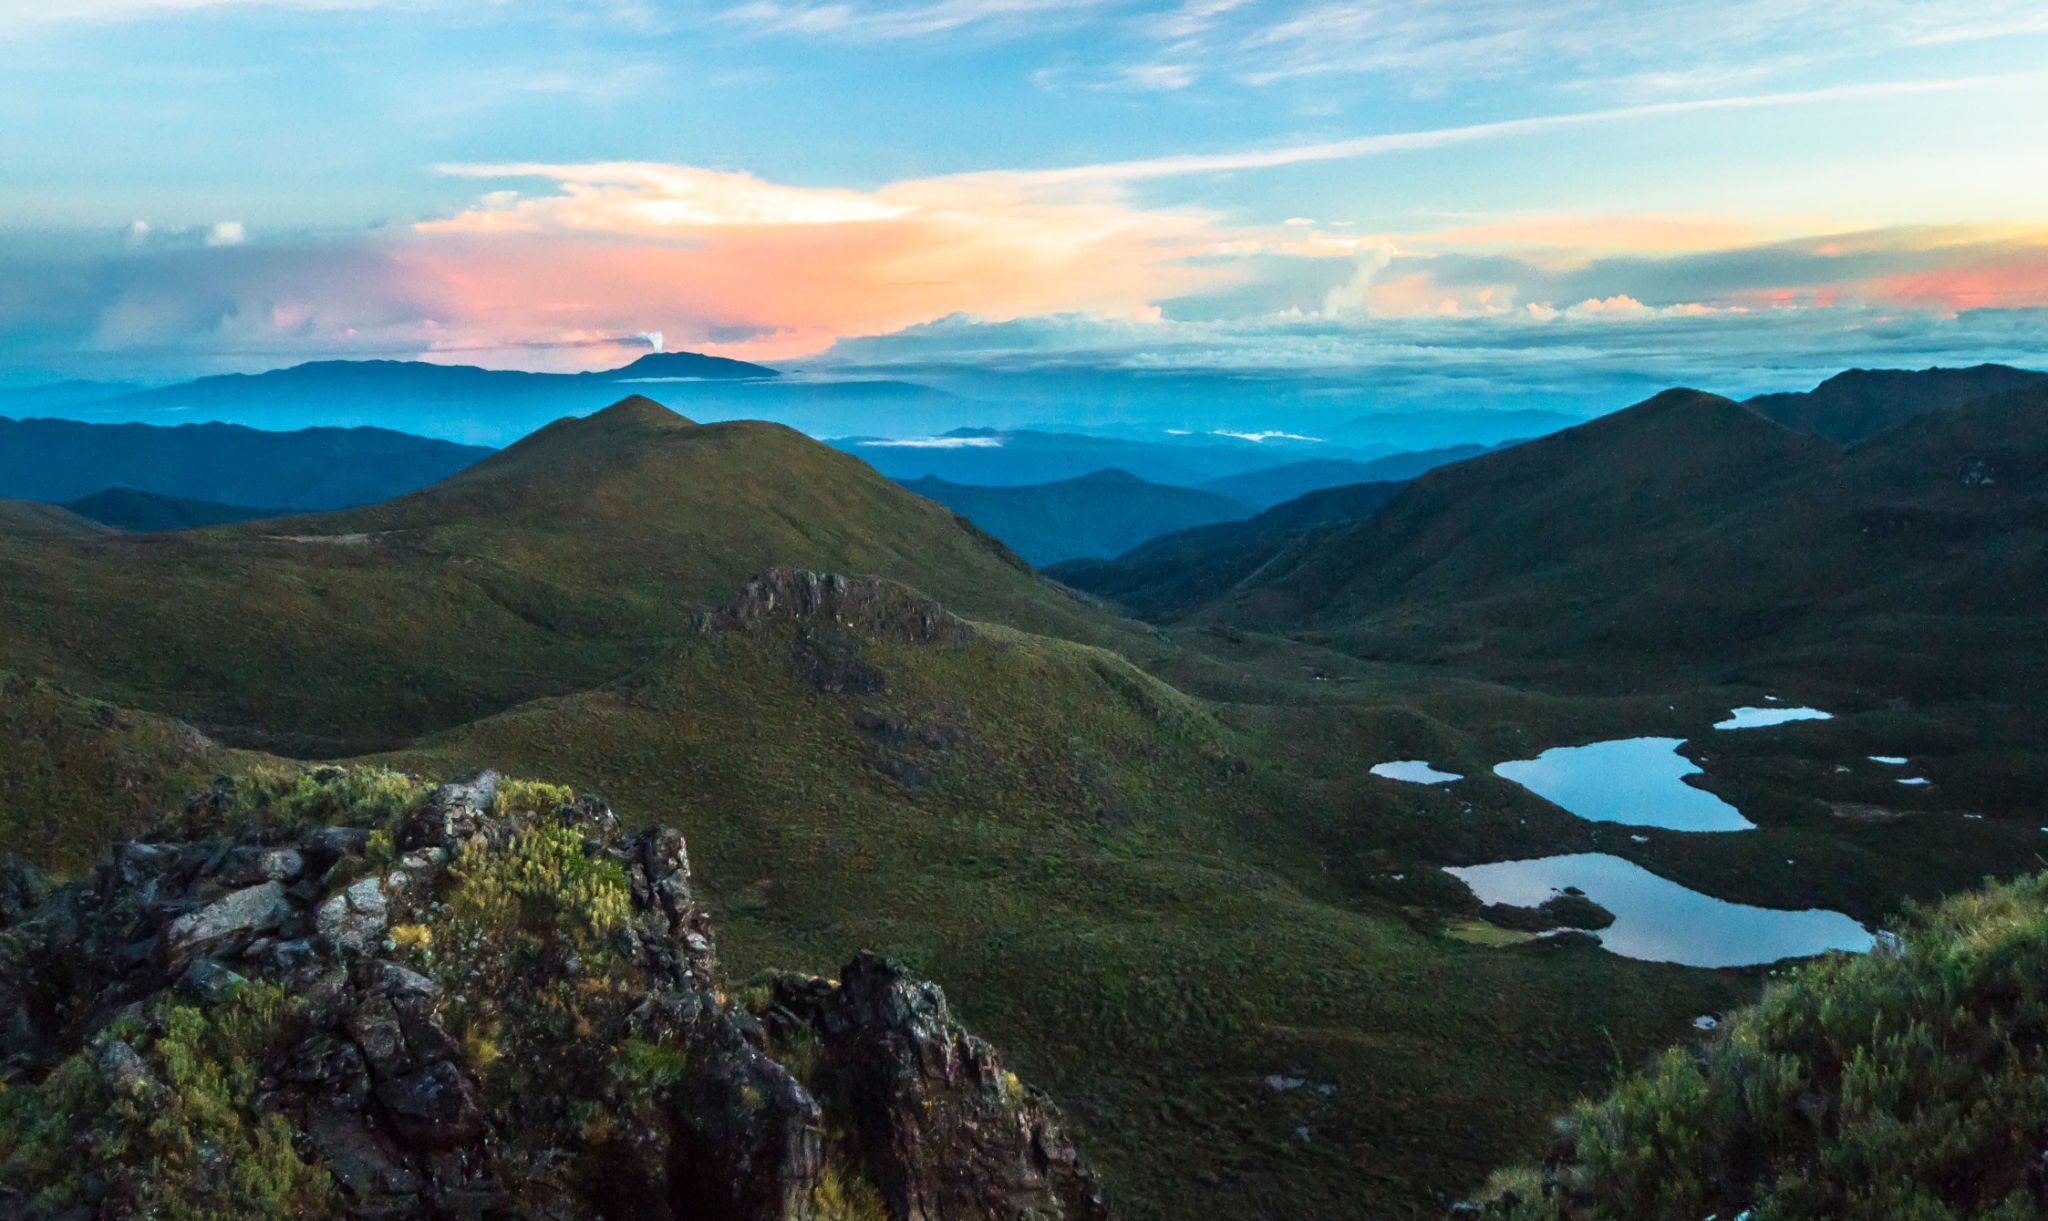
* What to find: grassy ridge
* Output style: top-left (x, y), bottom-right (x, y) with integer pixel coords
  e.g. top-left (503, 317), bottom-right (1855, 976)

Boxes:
top-left (0, 673), bottom-right (287, 876)
top-left (0, 398), bottom-right (1135, 754)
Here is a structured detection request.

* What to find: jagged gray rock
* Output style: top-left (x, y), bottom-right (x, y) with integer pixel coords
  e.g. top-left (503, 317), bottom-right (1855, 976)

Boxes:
top-left (0, 774), bottom-right (1109, 1221)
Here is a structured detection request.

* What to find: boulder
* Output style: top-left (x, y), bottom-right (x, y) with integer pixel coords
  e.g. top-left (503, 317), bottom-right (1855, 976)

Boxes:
top-left (316, 876), bottom-right (388, 954)
top-left (162, 880), bottom-right (292, 964)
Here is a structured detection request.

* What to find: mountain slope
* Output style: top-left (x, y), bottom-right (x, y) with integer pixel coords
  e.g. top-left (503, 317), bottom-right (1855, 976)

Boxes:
top-left (0, 397), bottom-right (1133, 753)
top-left (1047, 480), bottom-right (1407, 620)
top-left (0, 672), bottom-right (275, 875)
top-left (1216, 383), bottom-right (2048, 721)
top-left (0, 415), bottom-right (492, 508)
top-left (1199, 443), bottom-right (1501, 507)
top-left (64, 487), bottom-right (284, 531)
top-left (1745, 363), bottom-right (2047, 444)
top-left (1220, 389), bottom-right (1839, 639)
top-left (899, 469), bottom-right (1251, 564)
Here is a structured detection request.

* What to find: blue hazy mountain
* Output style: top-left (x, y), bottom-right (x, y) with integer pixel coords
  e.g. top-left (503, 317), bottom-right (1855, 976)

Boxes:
top-left (836, 427), bottom-right (1400, 488)
top-left (898, 469), bottom-right (1253, 564)
top-left (7, 352), bottom-right (978, 446)
top-left (0, 415), bottom-right (492, 509)
top-left (1197, 443), bottom-right (1514, 508)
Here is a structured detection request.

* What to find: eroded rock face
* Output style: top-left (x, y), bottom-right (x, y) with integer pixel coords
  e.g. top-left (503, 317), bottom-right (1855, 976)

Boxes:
top-left (772, 954), bottom-right (1110, 1221)
top-left (0, 774), bottom-right (1107, 1221)
top-left (695, 568), bottom-right (975, 649)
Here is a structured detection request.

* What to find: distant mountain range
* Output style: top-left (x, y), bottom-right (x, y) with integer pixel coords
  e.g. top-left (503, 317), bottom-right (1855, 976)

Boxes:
top-left (0, 352), bottom-right (972, 445)
top-left (838, 426), bottom-right (1401, 488)
top-left (0, 415), bottom-right (492, 509)
top-left (900, 469), bottom-right (1252, 564)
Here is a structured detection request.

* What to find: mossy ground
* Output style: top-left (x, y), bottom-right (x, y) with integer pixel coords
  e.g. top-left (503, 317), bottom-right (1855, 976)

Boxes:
top-left (0, 673), bottom-right (291, 877)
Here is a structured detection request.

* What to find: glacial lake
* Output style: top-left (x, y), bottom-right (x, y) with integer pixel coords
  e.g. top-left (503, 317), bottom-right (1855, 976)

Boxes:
top-left (1715, 706), bottom-right (1833, 730)
top-left (1446, 853), bottom-right (1875, 967)
top-left (1370, 760), bottom-right (1463, 785)
top-left (1493, 737), bottom-right (1755, 832)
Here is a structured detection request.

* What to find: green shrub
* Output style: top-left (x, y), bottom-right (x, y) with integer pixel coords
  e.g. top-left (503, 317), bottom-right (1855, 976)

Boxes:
top-left (1480, 872), bottom-right (2048, 1220)
top-left (0, 983), bottom-right (334, 1218)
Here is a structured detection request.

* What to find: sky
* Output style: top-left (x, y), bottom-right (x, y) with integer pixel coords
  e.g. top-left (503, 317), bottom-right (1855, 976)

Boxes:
top-left (3, 0), bottom-right (2046, 419)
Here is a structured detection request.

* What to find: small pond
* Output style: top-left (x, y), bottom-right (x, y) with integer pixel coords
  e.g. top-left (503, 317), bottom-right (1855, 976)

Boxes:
top-left (1493, 737), bottom-right (1754, 832)
top-left (1715, 706), bottom-right (1833, 730)
top-left (1445, 853), bottom-right (1874, 967)
top-left (1370, 760), bottom-right (1463, 785)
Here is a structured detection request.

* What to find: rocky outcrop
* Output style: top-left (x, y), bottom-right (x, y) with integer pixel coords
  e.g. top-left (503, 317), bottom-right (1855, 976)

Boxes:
top-left (0, 770), bottom-right (1105, 1220)
top-left (695, 568), bottom-right (974, 648)
top-left (771, 955), bottom-right (1106, 1221)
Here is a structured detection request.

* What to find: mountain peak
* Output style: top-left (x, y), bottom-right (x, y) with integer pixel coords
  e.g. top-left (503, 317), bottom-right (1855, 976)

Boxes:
top-left (605, 351), bottom-right (779, 380)
top-left (586, 394), bottom-right (695, 429)
top-left (1070, 467), bottom-right (1146, 485)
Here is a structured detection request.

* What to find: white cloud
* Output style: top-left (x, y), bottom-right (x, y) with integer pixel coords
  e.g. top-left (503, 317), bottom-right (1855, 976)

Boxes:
top-left (1116, 62), bottom-right (1196, 91)
top-left (721, 0), bottom-right (1108, 41)
top-left (203, 220), bottom-right (247, 247)
top-left (1210, 429), bottom-right (1323, 442)
top-left (982, 70), bottom-right (2048, 186)
top-left (430, 162), bottom-right (916, 227)
top-left (857, 434), bottom-right (1004, 447)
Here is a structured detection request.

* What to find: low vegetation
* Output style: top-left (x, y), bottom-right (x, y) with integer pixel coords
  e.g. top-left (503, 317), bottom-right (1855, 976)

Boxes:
top-left (1475, 872), bottom-right (2048, 1219)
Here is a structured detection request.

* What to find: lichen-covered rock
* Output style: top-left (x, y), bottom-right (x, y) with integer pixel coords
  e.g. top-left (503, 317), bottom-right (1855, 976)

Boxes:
top-left (162, 879), bottom-right (293, 964)
top-left (0, 768), bottom-right (1107, 1221)
top-left (316, 875), bottom-right (389, 953)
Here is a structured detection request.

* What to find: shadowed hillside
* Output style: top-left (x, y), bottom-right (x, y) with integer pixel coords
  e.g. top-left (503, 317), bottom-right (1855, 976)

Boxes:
top-left (1217, 389), bottom-right (1840, 646)
top-left (1200, 444), bottom-right (1503, 507)
top-left (1048, 480), bottom-right (1407, 620)
top-left (0, 396), bottom-right (1135, 753)
top-left (63, 488), bottom-right (284, 532)
top-left (1221, 384), bottom-right (2048, 680)
top-left (1745, 363), bottom-right (2046, 444)
top-left (899, 469), bottom-right (1251, 564)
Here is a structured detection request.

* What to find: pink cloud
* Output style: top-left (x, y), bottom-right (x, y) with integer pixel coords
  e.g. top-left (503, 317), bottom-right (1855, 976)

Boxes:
top-left (406, 162), bottom-right (1224, 361)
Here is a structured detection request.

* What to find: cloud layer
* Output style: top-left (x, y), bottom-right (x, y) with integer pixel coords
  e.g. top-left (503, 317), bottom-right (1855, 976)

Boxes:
top-left (5, 149), bottom-right (2043, 402)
